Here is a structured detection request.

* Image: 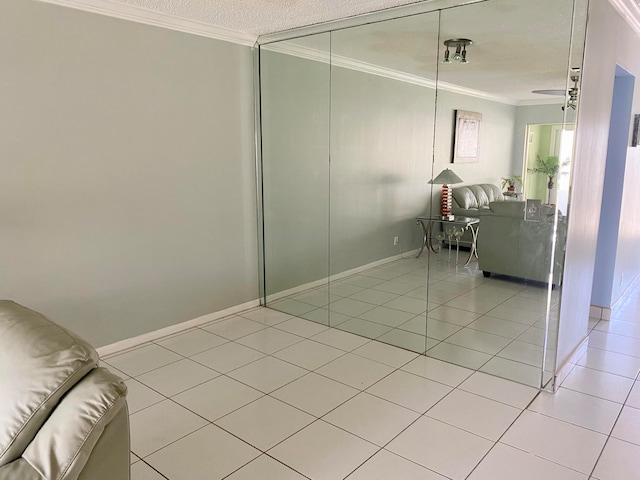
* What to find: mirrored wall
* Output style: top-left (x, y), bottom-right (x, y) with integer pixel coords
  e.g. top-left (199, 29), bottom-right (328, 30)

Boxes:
top-left (257, 0), bottom-right (587, 389)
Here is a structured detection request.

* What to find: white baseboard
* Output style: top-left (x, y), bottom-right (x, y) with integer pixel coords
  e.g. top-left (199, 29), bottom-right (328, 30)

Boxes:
top-left (548, 335), bottom-right (589, 392)
top-left (265, 248), bottom-right (421, 303)
top-left (96, 298), bottom-right (260, 357)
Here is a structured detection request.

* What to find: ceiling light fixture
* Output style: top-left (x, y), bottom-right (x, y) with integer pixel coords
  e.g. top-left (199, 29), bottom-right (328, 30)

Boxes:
top-left (532, 68), bottom-right (580, 111)
top-left (442, 39), bottom-right (472, 64)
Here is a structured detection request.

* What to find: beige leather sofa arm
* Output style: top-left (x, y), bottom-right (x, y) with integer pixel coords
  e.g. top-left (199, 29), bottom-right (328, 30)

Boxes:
top-left (22, 368), bottom-right (128, 480)
top-left (0, 458), bottom-right (43, 480)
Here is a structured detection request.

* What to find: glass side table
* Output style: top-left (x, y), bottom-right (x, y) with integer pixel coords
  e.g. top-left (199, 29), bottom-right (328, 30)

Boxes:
top-left (416, 216), bottom-right (480, 266)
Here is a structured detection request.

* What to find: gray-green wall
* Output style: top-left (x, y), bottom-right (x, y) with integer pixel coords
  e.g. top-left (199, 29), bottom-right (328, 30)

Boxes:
top-left (0, 1), bottom-right (258, 346)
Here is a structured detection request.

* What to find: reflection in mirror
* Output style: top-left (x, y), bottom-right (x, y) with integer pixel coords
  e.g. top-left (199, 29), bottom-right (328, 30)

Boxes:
top-left (427, 0), bottom-right (585, 387)
top-left (328, 13), bottom-right (439, 353)
top-left (259, 34), bottom-right (331, 325)
top-left (257, 0), bottom-right (587, 389)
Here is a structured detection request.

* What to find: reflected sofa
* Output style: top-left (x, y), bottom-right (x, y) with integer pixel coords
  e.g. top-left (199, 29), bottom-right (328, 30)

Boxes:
top-left (477, 201), bottom-right (565, 285)
top-left (447, 183), bottom-right (564, 284)
top-left (0, 301), bottom-right (130, 480)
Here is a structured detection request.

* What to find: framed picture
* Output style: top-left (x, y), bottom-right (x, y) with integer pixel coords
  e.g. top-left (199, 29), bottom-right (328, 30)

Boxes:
top-left (453, 110), bottom-right (482, 163)
top-left (632, 114), bottom-right (640, 147)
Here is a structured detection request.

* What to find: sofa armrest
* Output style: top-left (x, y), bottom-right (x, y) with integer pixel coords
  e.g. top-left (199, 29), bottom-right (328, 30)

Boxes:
top-left (0, 458), bottom-right (43, 480)
top-left (22, 368), bottom-right (128, 480)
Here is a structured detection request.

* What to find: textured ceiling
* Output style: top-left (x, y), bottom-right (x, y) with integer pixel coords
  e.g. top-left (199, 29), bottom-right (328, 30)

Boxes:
top-left (110, 0), bottom-right (427, 35)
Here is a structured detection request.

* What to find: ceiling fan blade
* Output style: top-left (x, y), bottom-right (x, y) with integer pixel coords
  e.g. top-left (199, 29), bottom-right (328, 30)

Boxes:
top-left (531, 89), bottom-right (566, 96)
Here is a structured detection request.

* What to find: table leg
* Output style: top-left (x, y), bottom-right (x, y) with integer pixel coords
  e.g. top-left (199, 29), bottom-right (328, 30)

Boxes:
top-left (415, 219), bottom-right (428, 258)
top-left (463, 224), bottom-right (480, 266)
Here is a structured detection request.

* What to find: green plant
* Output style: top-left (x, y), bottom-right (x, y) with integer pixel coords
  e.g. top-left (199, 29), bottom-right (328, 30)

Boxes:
top-left (528, 155), bottom-right (569, 203)
top-left (500, 174), bottom-right (523, 190)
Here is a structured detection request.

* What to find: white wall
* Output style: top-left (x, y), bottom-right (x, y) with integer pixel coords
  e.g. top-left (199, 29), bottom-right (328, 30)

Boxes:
top-left (556, 0), bottom-right (640, 369)
top-left (0, 1), bottom-right (258, 346)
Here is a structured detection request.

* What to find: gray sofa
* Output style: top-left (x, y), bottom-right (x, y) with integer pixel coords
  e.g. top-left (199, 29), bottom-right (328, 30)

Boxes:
top-left (477, 201), bottom-right (565, 285)
top-left (446, 183), bottom-right (564, 284)
top-left (0, 301), bottom-right (130, 480)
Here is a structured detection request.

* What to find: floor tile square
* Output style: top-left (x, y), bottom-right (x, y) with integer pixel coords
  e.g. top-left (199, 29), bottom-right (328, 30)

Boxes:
top-left (106, 344), bottom-right (182, 377)
top-left (428, 342), bottom-right (493, 370)
top-left (359, 306), bottom-right (416, 327)
top-left (528, 387), bottom-right (622, 434)
top-left (349, 288), bottom-right (399, 306)
top-left (270, 298), bottom-right (318, 317)
top-left (337, 317), bottom-right (392, 339)
top-left (202, 316), bottom-right (266, 340)
top-left (130, 461), bottom-right (166, 480)
top-left (626, 381), bottom-right (640, 409)
top-left (376, 328), bottom-right (429, 353)
top-left (588, 330), bottom-right (640, 357)
top-left (124, 379), bottom-right (165, 414)
top-left (155, 328), bottom-right (227, 356)
top-left (216, 395), bottom-right (314, 450)
top-left (428, 306), bottom-right (480, 326)
top-left (426, 389), bottom-right (521, 441)
top-left (400, 355), bottom-right (473, 387)
top-left (235, 327), bottom-right (304, 354)
top-left (136, 358), bottom-right (219, 397)
top-left (497, 340), bottom-right (544, 367)
top-left (347, 449), bottom-right (447, 479)
top-left (273, 339), bottom-right (345, 370)
top-left (592, 438), bottom-right (640, 480)
top-left (382, 295), bottom-right (428, 314)
top-left (562, 365), bottom-right (634, 403)
top-left (273, 317), bottom-right (329, 338)
top-left (240, 308), bottom-right (293, 326)
top-left (228, 355), bottom-right (307, 393)
top-left (340, 275), bottom-right (385, 289)
top-left (501, 410), bottom-right (607, 474)
top-left (269, 420), bottom-right (378, 480)
top-left (293, 289), bottom-right (337, 308)
top-left (445, 328), bottom-right (512, 355)
top-left (146, 424), bottom-right (259, 480)
top-left (311, 328), bottom-right (371, 351)
top-left (372, 280), bottom-right (419, 295)
top-left (226, 454), bottom-right (308, 479)
top-left (366, 370), bottom-right (451, 413)
top-left (271, 372), bottom-right (359, 416)
top-left (387, 416), bottom-right (493, 480)
top-left (479, 356), bottom-right (541, 387)
top-left (330, 298), bottom-right (377, 317)
top-left (316, 353), bottom-right (394, 390)
top-left (172, 375), bottom-right (263, 421)
top-left (611, 405), bottom-right (640, 445)
top-left (129, 399), bottom-right (208, 457)
top-left (577, 347), bottom-right (640, 378)
top-left (458, 371), bottom-right (538, 408)
top-left (323, 392), bottom-right (420, 446)
top-left (299, 307), bottom-right (333, 325)
top-left (352, 340), bottom-right (417, 368)
top-left (191, 341), bottom-right (264, 373)
top-left (466, 316), bottom-right (531, 340)
top-left (468, 442), bottom-right (586, 480)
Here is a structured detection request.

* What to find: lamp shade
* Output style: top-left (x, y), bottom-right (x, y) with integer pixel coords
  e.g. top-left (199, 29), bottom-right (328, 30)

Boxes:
top-left (429, 168), bottom-right (464, 185)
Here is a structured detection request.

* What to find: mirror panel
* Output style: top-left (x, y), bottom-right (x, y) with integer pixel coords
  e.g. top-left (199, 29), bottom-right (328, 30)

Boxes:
top-left (328, 13), bottom-right (440, 352)
top-left (260, 34), bottom-right (331, 325)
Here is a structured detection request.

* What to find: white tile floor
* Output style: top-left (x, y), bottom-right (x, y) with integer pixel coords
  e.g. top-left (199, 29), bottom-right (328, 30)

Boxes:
top-left (102, 278), bottom-right (640, 480)
top-left (269, 253), bottom-right (559, 388)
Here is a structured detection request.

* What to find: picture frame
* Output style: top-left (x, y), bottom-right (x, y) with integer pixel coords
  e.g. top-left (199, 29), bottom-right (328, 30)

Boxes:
top-left (632, 114), bottom-right (640, 147)
top-left (453, 110), bottom-right (482, 163)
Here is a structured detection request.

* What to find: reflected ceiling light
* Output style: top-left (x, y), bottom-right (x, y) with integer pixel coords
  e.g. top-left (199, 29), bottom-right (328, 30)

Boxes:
top-left (442, 39), bottom-right (472, 64)
top-left (532, 68), bottom-right (580, 110)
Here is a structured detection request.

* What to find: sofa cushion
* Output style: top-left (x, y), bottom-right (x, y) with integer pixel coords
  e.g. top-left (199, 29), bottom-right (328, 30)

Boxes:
top-left (489, 201), bottom-right (526, 217)
top-left (0, 301), bottom-right (98, 467)
top-left (452, 186), bottom-right (479, 210)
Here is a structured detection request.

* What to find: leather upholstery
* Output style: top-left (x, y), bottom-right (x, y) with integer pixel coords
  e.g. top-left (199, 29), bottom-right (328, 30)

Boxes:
top-left (478, 201), bottom-right (565, 284)
top-left (0, 301), bottom-right (130, 480)
top-left (452, 184), bottom-right (503, 215)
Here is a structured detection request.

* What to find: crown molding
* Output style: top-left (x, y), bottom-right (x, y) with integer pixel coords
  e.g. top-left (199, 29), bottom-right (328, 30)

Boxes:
top-left (608, 0), bottom-right (640, 34)
top-left (36, 0), bottom-right (257, 46)
top-left (263, 42), bottom-right (520, 106)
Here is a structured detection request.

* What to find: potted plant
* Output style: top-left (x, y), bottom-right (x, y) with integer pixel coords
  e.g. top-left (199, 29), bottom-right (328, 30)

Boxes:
top-left (500, 174), bottom-right (522, 194)
top-left (528, 155), bottom-right (568, 204)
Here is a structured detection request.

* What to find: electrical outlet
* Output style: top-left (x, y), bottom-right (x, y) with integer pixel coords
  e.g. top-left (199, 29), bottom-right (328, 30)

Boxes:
top-left (393, 236), bottom-right (399, 246)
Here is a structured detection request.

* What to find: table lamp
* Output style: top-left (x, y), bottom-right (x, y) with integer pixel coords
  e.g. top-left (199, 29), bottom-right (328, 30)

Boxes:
top-left (429, 168), bottom-right (464, 220)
